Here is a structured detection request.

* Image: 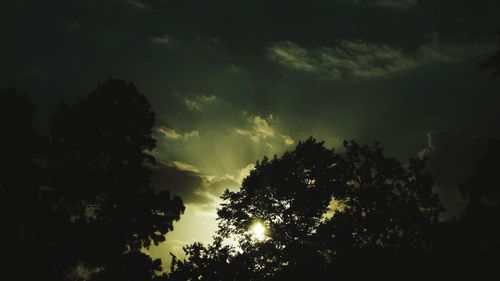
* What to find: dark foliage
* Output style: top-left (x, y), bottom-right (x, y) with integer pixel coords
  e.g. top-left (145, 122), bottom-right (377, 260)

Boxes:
top-left (1, 80), bottom-right (184, 281)
top-left (168, 39), bottom-right (500, 279)
top-left (2, 67), bottom-right (500, 280)
top-left (169, 138), bottom-right (446, 280)
top-left (0, 88), bottom-right (66, 280)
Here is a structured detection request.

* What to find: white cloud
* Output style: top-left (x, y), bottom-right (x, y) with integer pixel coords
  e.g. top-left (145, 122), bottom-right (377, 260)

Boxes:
top-left (184, 94), bottom-right (217, 111)
top-left (150, 34), bottom-right (178, 47)
top-left (281, 134), bottom-right (295, 145)
top-left (235, 115), bottom-right (276, 143)
top-left (236, 164), bottom-right (255, 184)
top-left (172, 161), bottom-right (200, 173)
top-left (235, 114), bottom-right (296, 147)
top-left (157, 127), bottom-right (200, 140)
top-left (268, 42), bottom-right (318, 73)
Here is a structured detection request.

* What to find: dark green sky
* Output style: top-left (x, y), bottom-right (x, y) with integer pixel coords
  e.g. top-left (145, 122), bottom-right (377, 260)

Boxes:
top-left (2, 0), bottom-right (500, 268)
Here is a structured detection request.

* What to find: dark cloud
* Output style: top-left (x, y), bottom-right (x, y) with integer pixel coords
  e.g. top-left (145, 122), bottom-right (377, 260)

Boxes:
top-left (149, 161), bottom-right (207, 205)
top-left (149, 161), bottom-right (241, 208)
top-left (204, 177), bottom-right (240, 197)
top-left (267, 36), bottom-right (494, 81)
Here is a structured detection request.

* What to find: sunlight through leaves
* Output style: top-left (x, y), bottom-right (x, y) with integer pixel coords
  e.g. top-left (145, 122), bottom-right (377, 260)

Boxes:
top-left (250, 221), bottom-right (267, 241)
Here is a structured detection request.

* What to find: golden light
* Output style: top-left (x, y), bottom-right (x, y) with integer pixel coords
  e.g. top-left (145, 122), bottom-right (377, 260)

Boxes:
top-left (250, 222), bottom-right (267, 241)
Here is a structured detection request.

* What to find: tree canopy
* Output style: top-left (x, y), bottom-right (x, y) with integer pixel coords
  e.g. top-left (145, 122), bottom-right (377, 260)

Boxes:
top-left (169, 138), bottom-right (444, 280)
top-left (1, 80), bottom-right (185, 281)
top-left (2, 77), bottom-right (500, 280)
top-left (167, 38), bottom-right (500, 279)
top-left (0, 88), bottom-right (60, 280)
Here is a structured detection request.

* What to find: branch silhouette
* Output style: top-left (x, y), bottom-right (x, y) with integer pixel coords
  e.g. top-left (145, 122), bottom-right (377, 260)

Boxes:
top-left (1, 80), bottom-right (185, 281)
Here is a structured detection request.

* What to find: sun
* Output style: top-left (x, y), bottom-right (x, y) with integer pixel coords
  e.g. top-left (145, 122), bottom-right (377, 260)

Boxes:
top-left (250, 222), bottom-right (267, 241)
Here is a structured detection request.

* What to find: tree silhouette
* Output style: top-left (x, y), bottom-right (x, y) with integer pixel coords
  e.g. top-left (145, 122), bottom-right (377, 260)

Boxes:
top-left (421, 39), bottom-right (500, 278)
top-left (451, 137), bottom-right (500, 275)
top-left (4, 76), bottom-right (499, 279)
top-left (169, 138), bottom-right (443, 280)
top-left (1, 80), bottom-right (184, 280)
top-left (0, 88), bottom-right (73, 280)
top-left (169, 237), bottom-right (243, 281)
top-left (47, 79), bottom-right (185, 280)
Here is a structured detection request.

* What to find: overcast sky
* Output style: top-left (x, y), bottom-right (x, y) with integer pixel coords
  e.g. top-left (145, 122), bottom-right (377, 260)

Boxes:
top-left (3, 0), bottom-right (500, 269)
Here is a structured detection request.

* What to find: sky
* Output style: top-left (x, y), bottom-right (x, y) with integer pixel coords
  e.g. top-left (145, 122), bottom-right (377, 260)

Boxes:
top-left (2, 0), bottom-right (500, 269)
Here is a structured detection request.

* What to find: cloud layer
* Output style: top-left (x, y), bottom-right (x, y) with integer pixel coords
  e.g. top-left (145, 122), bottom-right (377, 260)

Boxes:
top-left (269, 37), bottom-right (494, 80)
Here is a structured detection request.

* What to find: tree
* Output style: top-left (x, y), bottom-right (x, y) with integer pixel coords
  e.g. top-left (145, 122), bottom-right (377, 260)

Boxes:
top-left (426, 38), bottom-right (500, 278)
top-left (168, 237), bottom-right (243, 281)
top-left (453, 29), bottom-right (500, 274)
top-left (48, 79), bottom-right (185, 280)
top-left (0, 88), bottom-right (72, 280)
top-left (170, 138), bottom-right (443, 280)
top-left (1, 80), bottom-right (184, 280)
top-left (453, 137), bottom-right (500, 274)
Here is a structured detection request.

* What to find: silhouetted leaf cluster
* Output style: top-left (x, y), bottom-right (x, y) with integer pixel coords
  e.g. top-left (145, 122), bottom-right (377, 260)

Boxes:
top-left (2, 68), bottom-right (500, 280)
top-left (1, 80), bottom-right (184, 281)
top-left (169, 138), bottom-right (499, 280)
top-left (166, 40), bottom-right (500, 280)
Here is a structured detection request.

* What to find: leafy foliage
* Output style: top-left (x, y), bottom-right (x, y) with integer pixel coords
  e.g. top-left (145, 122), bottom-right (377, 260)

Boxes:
top-left (48, 79), bottom-right (184, 280)
top-left (0, 88), bottom-right (67, 280)
top-left (170, 138), bottom-right (443, 280)
top-left (1, 80), bottom-right (185, 281)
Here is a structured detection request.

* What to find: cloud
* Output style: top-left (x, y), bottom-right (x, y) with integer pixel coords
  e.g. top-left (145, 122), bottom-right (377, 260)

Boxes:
top-left (235, 114), bottom-right (296, 148)
top-left (268, 40), bottom-right (417, 80)
top-left (195, 163), bottom-right (256, 203)
top-left (237, 164), bottom-right (255, 184)
top-left (235, 115), bottom-right (276, 142)
top-left (149, 161), bottom-right (207, 205)
top-left (146, 161), bottom-right (256, 273)
top-left (281, 134), bottom-right (295, 145)
top-left (184, 94), bottom-right (217, 111)
top-left (149, 160), bottom-right (245, 209)
top-left (418, 32), bottom-right (495, 63)
top-left (268, 37), bottom-right (495, 80)
top-left (125, 0), bottom-right (151, 10)
top-left (203, 176), bottom-right (240, 197)
top-left (171, 161), bottom-right (200, 173)
top-left (195, 36), bottom-right (224, 51)
top-left (372, 0), bottom-right (417, 8)
top-left (345, 0), bottom-right (418, 9)
top-left (150, 34), bottom-right (179, 47)
top-left (268, 42), bottom-right (319, 73)
top-left (147, 238), bottom-right (188, 260)
top-left (157, 127), bottom-right (200, 140)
